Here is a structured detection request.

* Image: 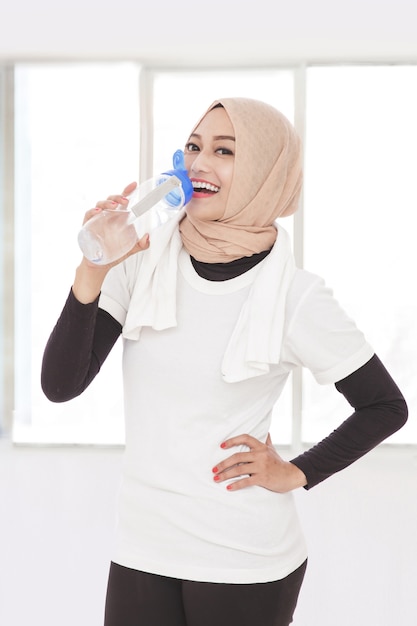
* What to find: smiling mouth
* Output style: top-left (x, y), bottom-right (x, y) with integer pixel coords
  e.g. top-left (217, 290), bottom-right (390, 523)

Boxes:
top-left (192, 181), bottom-right (220, 194)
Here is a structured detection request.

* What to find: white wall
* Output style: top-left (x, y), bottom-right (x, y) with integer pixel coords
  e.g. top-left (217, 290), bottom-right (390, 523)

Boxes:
top-left (0, 441), bottom-right (122, 626)
top-left (1, 1), bottom-right (417, 624)
top-left (1, 440), bottom-right (416, 626)
top-left (1, 0), bottom-right (417, 64)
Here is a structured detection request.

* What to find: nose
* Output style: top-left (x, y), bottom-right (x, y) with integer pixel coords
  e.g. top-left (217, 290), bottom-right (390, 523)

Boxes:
top-left (189, 150), bottom-right (211, 175)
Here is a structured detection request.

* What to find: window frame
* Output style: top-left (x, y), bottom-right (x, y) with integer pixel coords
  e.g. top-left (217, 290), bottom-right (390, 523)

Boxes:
top-left (1, 60), bottom-right (414, 449)
top-left (0, 65), bottom-right (15, 436)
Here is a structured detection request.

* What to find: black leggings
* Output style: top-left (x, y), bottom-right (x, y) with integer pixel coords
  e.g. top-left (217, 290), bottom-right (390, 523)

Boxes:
top-left (104, 560), bottom-right (307, 626)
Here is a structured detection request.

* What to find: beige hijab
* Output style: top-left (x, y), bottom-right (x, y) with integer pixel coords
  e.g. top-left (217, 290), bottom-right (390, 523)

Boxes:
top-left (179, 97), bottom-right (303, 263)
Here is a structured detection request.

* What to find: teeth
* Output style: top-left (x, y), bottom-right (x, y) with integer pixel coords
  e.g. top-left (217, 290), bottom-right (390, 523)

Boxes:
top-left (192, 181), bottom-right (220, 193)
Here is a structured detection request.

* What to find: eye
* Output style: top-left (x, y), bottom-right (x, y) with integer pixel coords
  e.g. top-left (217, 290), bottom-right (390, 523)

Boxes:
top-left (185, 142), bottom-right (200, 153)
top-left (216, 147), bottom-right (234, 156)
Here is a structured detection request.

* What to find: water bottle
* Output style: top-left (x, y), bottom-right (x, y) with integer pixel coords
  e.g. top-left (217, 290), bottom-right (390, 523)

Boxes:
top-left (78, 150), bottom-right (193, 265)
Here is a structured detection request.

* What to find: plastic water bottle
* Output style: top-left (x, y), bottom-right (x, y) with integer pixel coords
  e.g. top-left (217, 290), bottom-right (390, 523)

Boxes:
top-left (78, 150), bottom-right (193, 265)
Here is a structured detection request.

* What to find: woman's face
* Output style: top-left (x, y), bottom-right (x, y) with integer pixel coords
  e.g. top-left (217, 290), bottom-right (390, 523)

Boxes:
top-left (183, 106), bottom-right (235, 222)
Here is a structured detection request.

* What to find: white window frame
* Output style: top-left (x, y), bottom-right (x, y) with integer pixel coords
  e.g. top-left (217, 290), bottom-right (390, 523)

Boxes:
top-left (1, 61), bottom-right (414, 449)
top-left (0, 65), bottom-right (15, 437)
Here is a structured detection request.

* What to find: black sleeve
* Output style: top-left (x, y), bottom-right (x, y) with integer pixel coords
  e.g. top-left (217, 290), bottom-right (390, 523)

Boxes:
top-left (290, 354), bottom-right (408, 489)
top-left (41, 288), bottom-right (122, 402)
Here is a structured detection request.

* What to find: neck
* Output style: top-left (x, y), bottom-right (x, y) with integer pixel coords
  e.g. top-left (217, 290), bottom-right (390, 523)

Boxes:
top-left (190, 248), bottom-right (272, 281)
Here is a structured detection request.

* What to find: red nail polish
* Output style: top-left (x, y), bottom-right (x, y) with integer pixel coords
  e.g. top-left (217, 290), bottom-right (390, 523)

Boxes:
top-left (212, 466), bottom-right (218, 473)
top-left (226, 484), bottom-right (233, 490)
top-left (220, 442), bottom-right (226, 449)
top-left (213, 475), bottom-right (220, 482)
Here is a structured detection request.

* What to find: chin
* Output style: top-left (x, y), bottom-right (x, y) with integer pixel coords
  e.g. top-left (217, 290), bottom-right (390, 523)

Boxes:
top-left (186, 201), bottom-right (224, 222)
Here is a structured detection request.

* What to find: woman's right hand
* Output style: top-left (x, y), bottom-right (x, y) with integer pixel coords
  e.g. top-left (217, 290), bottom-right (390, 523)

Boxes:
top-left (73, 183), bottom-right (150, 304)
top-left (83, 181), bottom-right (151, 267)
top-left (82, 181), bottom-right (137, 226)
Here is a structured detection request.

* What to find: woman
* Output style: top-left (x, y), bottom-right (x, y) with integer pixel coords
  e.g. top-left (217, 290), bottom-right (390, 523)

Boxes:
top-left (41, 98), bottom-right (407, 626)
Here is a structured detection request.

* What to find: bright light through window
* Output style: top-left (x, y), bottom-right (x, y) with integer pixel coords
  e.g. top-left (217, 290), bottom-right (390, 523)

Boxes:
top-left (152, 70), bottom-right (295, 173)
top-left (303, 65), bottom-right (417, 444)
top-left (9, 63), bottom-right (416, 446)
top-left (13, 64), bottom-right (295, 445)
top-left (13, 63), bottom-right (141, 444)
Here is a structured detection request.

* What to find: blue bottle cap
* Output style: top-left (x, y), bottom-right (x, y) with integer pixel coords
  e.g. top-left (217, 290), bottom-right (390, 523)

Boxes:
top-left (162, 149), bottom-right (194, 207)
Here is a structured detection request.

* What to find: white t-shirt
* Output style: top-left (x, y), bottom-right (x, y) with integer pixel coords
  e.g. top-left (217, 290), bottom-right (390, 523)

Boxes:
top-left (100, 246), bottom-right (373, 584)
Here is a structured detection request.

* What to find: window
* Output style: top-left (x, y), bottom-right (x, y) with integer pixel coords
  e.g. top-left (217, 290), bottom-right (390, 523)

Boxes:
top-left (303, 65), bottom-right (417, 444)
top-left (0, 66), bottom-right (14, 438)
top-left (3, 62), bottom-right (415, 446)
top-left (10, 64), bottom-right (296, 445)
top-left (13, 63), bottom-right (141, 444)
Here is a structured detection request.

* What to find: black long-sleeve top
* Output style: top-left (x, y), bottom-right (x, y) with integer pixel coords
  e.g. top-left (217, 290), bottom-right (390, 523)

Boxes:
top-left (41, 253), bottom-right (408, 489)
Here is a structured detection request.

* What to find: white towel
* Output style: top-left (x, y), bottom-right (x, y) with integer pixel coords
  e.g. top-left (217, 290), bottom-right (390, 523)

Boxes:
top-left (123, 209), bottom-right (186, 337)
top-left (123, 216), bottom-right (296, 383)
top-left (221, 228), bottom-right (295, 382)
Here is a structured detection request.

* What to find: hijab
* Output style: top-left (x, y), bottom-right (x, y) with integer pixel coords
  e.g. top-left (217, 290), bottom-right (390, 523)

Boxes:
top-left (179, 97), bottom-right (303, 263)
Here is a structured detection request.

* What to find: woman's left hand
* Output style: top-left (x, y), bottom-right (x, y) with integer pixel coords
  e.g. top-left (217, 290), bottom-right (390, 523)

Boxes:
top-left (212, 433), bottom-right (307, 493)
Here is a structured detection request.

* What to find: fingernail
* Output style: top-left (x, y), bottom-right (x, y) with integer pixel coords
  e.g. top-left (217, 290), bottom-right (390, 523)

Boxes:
top-left (213, 475), bottom-right (220, 482)
top-left (212, 466), bottom-right (218, 473)
top-left (226, 484), bottom-right (233, 490)
top-left (220, 442), bottom-right (226, 449)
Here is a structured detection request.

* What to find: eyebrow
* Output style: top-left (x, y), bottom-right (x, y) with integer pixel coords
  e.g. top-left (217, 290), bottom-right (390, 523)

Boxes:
top-left (189, 133), bottom-right (235, 142)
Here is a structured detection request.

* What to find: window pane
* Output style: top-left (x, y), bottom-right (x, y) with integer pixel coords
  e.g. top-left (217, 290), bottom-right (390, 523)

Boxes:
top-left (303, 65), bottom-right (417, 443)
top-left (13, 63), bottom-right (141, 444)
top-left (153, 69), bottom-right (295, 445)
top-left (152, 69), bottom-right (295, 172)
